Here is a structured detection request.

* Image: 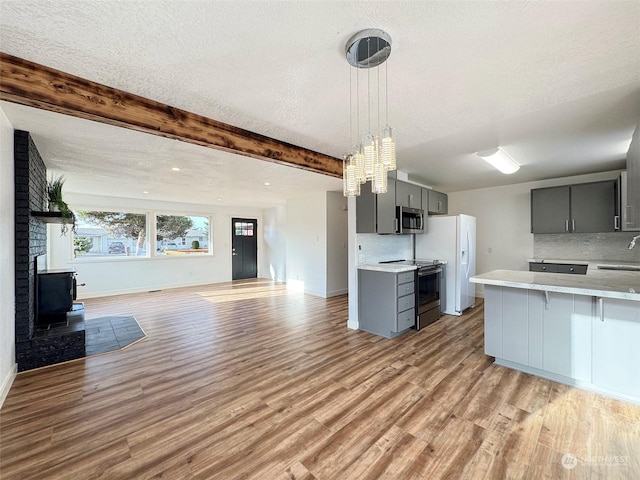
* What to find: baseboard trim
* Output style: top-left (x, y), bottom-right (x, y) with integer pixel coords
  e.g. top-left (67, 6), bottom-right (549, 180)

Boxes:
top-left (0, 363), bottom-right (17, 408)
top-left (326, 288), bottom-right (348, 298)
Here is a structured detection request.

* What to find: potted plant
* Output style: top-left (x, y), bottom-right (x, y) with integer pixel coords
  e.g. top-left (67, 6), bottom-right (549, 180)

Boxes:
top-left (46, 175), bottom-right (76, 235)
top-left (47, 175), bottom-right (65, 212)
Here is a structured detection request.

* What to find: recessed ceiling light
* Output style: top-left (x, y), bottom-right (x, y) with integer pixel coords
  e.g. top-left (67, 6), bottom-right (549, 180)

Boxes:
top-left (172, 167), bottom-right (181, 171)
top-left (217, 198), bottom-right (223, 202)
top-left (264, 182), bottom-right (271, 186)
top-left (142, 191), bottom-right (149, 194)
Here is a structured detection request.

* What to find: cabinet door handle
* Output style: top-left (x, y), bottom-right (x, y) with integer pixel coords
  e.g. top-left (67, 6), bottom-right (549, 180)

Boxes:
top-left (572, 219), bottom-right (575, 231)
top-left (565, 220), bottom-right (569, 232)
top-left (395, 218), bottom-right (399, 233)
top-left (599, 297), bottom-right (604, 322)
top-left (614, 215), bottom-right (620, 230)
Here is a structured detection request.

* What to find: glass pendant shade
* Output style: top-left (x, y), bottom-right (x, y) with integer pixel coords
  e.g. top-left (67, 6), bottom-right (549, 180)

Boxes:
top-left (381, 125), bottom-right (396, 171)
top-left (352, 145), bottom-right (366, 184)
top-left (343, 154), bottom-right (360, 197)
top-left (371, 161), bottom-right (387, 194)
top-left (363, 133), bottom-right (377, 180)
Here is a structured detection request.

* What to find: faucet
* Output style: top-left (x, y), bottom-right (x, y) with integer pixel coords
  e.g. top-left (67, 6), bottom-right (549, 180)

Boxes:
top-left (629, 234), bottom-right (640, 249)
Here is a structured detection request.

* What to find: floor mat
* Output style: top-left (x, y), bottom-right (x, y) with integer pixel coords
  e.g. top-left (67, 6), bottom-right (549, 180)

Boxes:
top-left (85, 316), bottom-right (146, 356)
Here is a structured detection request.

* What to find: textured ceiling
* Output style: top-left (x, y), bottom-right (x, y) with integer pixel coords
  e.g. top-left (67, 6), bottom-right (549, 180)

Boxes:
top-left (1, 0), bottom-right (639, 206)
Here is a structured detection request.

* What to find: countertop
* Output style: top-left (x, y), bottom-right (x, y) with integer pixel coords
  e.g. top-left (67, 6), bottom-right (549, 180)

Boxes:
top-left (358, 264), bottom-right (418, 273)
top-left (471, 269), bottom-right (640, 301)
top-left (358, 259), bottom-right (448, 273)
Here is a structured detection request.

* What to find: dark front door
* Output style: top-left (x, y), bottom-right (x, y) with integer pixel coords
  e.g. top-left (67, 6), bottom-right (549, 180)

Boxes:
top-left (232, 218), bottom-right (258, 280)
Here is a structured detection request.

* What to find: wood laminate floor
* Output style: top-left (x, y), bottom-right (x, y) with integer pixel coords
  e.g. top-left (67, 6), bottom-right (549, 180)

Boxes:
top-left (1, 279), bottom-right (639, 479)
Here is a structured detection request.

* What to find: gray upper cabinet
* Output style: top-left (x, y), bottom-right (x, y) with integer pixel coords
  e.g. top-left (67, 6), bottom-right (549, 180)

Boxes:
top-left (622, 122), bottom-right (640, 231)
top-left (531, 180), bottom-right (617, 234)
top-left (356, 180), bottom-right (397, 234)
top-left (396, 181), bottom-right (422, 209)
top-left (571, 181), bottom-right (616, 233)
top-left (531, 186), bottom-right (571, 233)
top-left (427, 189), bottom-right (448, 215)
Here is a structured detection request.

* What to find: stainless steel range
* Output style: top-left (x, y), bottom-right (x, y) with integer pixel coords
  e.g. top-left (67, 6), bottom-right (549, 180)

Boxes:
top-left (379, 259), bottom-right (444, 329)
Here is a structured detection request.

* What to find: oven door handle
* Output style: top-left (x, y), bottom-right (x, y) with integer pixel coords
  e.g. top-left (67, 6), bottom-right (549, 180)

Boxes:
top-left (418, 267), bottom-right (443, 276)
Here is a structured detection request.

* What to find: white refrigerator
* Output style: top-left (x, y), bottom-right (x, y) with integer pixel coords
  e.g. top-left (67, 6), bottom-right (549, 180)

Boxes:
top-left (415, 214), bottom-right (476, 315)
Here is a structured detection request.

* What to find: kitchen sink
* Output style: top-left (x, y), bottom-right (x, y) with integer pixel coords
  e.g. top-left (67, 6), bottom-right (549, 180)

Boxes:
top-left (596, 264), bottom-right (640, 272)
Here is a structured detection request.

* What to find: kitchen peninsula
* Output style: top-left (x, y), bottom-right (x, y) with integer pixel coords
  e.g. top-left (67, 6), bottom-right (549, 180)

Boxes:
top-left (472, 267), bottom-right (640, 404)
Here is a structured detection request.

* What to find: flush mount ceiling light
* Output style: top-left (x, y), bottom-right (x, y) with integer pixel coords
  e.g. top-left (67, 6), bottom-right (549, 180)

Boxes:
top-left (343, 28), bottom-right (397, 197)
top-left (476, 147), bottom-right (520, 174)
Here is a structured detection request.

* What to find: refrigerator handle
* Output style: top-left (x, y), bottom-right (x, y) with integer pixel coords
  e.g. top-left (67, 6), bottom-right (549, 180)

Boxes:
top-left (465, 231), bottom-right (471, 278)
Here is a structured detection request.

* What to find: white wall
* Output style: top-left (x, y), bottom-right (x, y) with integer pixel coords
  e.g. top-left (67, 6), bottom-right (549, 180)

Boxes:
top-left (448, 170), bottom-right (621, 296)
top-left (286, 192), bottom-right (327, 297)
top-left (0, 108), bottom-right (17, 406)
top-left (49, 193), bottom-right (265, 298)
top-left (285, 191), bottom-right (348, 298)
top-left (262, 206), bottom-right (286, 282)
top-left (326, 192), bottom-right (348, 297)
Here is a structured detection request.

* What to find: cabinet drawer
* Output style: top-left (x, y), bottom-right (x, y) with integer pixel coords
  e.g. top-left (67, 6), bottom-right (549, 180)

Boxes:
top-left (397, 272), bottom-right (415, 285)
top-left (398, 293), bottom-right (415, 313)
top-left (397, 281), bottom-right (415, 297)
top-left (529, 263), bottom-right (557, 273)
top-left (396, 308), bottom-right (415, 332)
top-left (555, 264), bottom-right (587, 275)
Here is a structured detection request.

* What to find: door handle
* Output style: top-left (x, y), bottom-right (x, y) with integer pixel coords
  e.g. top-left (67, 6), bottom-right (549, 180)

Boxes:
top-left (232, 253), bottom-right (238, 256)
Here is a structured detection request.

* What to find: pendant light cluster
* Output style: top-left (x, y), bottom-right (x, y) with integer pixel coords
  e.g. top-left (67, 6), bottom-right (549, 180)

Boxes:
top-left (343, 29), bottom-right (397, 197)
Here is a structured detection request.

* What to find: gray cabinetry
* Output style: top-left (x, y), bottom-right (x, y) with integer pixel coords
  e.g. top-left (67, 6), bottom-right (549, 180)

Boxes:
top-left (356, 180), bottom-right (397, 234)
top-left (529, 262), bottom-right (587, 274)
top-left (358, 269), bottom-right (416, 338)
top-left (592, 297), bottom-right (640, 398)
top-left (571, 181), bottom-right (616, 233)
top-left (621, 122), bottom-right (640, 231)
top-left (427, 189), bottom-right (448, 215)
top-left (396, 181), bottom-right (422, 209)
top-left (531, 186), bottom-right (570, 233)
top-left (531, 180), bottom-right (617, 233)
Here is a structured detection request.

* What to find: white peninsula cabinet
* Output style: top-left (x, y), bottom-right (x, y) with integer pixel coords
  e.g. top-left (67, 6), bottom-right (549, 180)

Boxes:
top-left (476, 270), bottom-right (640, 404)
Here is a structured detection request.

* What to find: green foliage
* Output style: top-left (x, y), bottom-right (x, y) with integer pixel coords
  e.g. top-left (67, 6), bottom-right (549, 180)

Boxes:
top-left (47, 175), bottom-right (65, 205)
top-left (156, 215), bottom-right (193, 241)
top-left (77, 211), bottom-right (146, 239)
top-left (73, 236), bottom-right (93, 255)
top-left (47, 175), bottom-right (76, 236)
top-left (191, 240), bottom-right (200, 249)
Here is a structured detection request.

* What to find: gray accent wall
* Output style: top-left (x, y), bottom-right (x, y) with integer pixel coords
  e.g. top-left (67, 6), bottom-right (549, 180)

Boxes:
top-left (534, 232), bottom-right (640, 262)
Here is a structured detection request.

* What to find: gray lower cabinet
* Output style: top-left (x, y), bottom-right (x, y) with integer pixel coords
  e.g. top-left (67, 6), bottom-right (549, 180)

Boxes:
top-left (427, 189), bottom-right (448, 215)
top-left (484, 284), bottom-right (640, 402)
top-left (356, 180), bottom-right (397, 234)
top-left (592, 298), bottom-right (640, 398)
top-left (531, 180), bottom-right (617, 233)
top-left (358, 269), bottom-right (415, 338)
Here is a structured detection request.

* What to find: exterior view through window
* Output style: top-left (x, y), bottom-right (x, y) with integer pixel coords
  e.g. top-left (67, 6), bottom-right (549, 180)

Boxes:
top-left (156, 215), bottom-right (210, 255)
top-left (72, 212), bottom-right (211, 258)
top-left (73, 211), bottom-right (148, 257)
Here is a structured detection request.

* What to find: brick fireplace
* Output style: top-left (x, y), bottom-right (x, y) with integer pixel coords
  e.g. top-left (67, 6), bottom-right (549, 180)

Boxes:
top-left (14, 130), bottom-right (85, 371)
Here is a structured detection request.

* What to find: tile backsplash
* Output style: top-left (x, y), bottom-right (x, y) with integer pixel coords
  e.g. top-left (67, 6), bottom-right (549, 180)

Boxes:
top-left (534, 232), bottom-right (640, 262)
top-left (357, 233), bottom-right (413, 264)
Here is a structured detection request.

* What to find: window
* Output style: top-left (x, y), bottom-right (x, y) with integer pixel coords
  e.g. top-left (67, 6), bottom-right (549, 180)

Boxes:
top-left (156, 215), bottom-right (210, 255)
top-left (73, 211), bottom-right (148, 257)
top-left (234, 221), bottom-right (254, 236)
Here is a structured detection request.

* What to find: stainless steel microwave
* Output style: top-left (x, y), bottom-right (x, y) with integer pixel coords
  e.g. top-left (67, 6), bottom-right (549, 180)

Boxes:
top-left (396, 206), bottom-right (424, 234)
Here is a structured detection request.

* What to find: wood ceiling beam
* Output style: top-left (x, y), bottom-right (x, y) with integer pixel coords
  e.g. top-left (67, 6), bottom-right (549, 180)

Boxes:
top-left (0, 52), bottom-right (342, 178)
